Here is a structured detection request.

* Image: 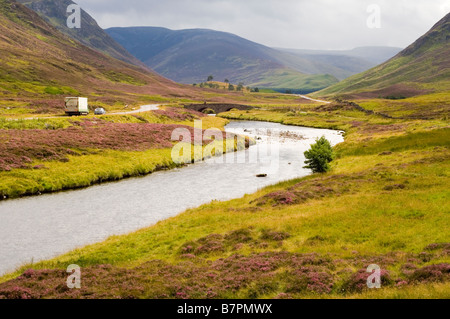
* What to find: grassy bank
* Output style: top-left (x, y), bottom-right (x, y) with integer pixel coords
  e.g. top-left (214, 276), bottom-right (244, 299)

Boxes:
top-left (1, 99), bottom-right (448, 298)
top-left (0, 110), bottom-right (236, 200)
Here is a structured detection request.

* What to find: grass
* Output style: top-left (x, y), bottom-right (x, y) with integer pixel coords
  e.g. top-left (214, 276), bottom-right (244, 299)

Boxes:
top-left (357, 92), bottom-right (450, 119)
top-left (252, 69), bottom-right (338, 92)
top-left (0, 148), bottom-right (176, 199)
top-left (0, 98), bottom-right (448, 299)
top-left (0, 117), bottom-right (73, 129)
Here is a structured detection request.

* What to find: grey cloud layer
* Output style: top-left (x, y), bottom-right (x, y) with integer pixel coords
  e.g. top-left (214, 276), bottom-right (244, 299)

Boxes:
top-left (75, 0), bottom-right (449, 50)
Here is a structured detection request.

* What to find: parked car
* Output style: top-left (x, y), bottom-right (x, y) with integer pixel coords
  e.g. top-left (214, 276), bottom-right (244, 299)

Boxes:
top-left (94, 108), bottom-right (106, 115)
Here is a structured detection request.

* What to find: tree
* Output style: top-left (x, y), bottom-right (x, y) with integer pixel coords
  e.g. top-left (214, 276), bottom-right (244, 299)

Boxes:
top-left (207, 75), bottom-right (214, 82)
top-left (237, 82), bottom-right (244, 91)
top-left (303, 136), bottom-right (334, 173)
top-left (228, 84), bottom-right (235, 91)
top-left (224, 79), bottom-right (229, 84)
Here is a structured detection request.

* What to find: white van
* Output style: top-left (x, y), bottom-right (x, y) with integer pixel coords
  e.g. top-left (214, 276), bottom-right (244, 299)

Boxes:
top-left (65, 97), bottom-right (89, 116)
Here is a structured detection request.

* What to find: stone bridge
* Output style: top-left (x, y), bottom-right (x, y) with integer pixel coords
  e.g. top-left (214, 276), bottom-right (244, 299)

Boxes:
top-left (184, 103), bottom-right (253, 114)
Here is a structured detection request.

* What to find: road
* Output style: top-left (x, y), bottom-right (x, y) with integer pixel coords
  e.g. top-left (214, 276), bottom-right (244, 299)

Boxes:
top-left (111, 104), bottom-right (160, 115)
top-left (296, 95), bottom-right (331, 104)
top-left (5, 104), bottom-right (161, 121)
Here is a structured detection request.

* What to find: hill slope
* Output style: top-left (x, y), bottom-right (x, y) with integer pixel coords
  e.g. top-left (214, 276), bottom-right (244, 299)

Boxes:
top-left (316, 13), bottom-right (450, 98)
top-left (16, 0), bottom-right (144, 67)
top-left (0, 0), bottom-right (197, 113)
top-left (106, 27), bottom-right (339, 92)
top-left (277, 47), bottom-right (402, 79)
top-left (281, 47), bottom-right (402, 65)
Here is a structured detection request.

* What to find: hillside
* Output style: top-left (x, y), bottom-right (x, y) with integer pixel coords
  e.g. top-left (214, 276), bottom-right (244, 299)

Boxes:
top-left (316, 13), bottom-right (450, 98)
top-left (0, 0), bottom-right (199, 114)
top-left (106, 27), bottom-right (340, 92)
top-left (277, 47), bottom-right (402, 80)
top-left (16, 0), bottom-right (144, 67)
top-left (281, 47), bottom-right (402, 65)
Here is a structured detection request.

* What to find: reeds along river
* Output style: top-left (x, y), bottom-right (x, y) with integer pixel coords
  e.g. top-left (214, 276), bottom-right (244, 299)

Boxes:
top-left (0, 121), bottom-right (344, 275)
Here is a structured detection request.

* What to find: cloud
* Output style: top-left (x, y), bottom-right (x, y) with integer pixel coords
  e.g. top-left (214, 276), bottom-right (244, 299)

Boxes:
top-left (74, 0), bottom-right (449, 50)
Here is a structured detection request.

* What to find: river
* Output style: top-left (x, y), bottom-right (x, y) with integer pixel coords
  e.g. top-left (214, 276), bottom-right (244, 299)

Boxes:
top-left (0, 121), bottom-right (344, 275)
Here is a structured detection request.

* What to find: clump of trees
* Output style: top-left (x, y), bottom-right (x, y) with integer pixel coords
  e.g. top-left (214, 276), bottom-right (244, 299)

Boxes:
top-left (192, 78), bottom-right (259, 93)
top-left (303, 136), bottom-right (334, 173)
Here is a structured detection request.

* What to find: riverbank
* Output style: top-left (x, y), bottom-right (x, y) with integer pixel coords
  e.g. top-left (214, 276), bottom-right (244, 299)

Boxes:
top-left (0, 108), bottom-right (241, 200)
top-left (0, 99), bottom-right (449, 298)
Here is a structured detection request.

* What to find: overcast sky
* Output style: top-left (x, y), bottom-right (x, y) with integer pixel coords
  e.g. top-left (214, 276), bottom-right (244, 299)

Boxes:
top-left (74, 0), bottom-right (449, 50)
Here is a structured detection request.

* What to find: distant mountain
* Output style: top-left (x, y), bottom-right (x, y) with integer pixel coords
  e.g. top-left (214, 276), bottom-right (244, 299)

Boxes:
top-left (0, 0), bottom-right (195, 112)
top-left (277, 47), bottom-right (402, 79)
top-left (17, 0), bottom-right (145, 67)
top-left (317, 13), bottom-right (450, 98)
top-left (281, 47), bottom-right (402, 65)
top-left (106, 27), bottom-right (340, 92)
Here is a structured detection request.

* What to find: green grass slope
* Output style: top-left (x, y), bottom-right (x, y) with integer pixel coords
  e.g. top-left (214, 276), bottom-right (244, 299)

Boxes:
top-left (316, 13), bottom-right (450, 99)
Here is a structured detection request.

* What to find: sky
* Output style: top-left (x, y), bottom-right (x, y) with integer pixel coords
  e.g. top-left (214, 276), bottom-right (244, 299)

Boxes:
top-left (74, 0), bottom-right (449, 50)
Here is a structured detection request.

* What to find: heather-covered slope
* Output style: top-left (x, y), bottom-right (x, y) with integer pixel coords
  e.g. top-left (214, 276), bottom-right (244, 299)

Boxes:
top-left (316, 13), bottom-right (450, 98)
top-left (0, 0), bottom-right (197, 113)
top-left (17, 0), bottom-right (144, 67)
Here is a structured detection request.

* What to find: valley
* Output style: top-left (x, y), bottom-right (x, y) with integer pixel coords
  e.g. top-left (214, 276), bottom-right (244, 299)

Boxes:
top-left (0, 0), bottom-right (448, 301)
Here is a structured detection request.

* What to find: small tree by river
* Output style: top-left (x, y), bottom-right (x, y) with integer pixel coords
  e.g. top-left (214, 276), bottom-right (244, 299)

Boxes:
top-left (304, 136), bottom-right (334, 173)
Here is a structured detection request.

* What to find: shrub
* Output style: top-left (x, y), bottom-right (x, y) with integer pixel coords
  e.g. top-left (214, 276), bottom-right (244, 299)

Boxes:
top-left (44, 86), bottom-right (63, 95)
top-left (303, 136), bottom-right (334, 173)
top-left (202, 108), bottom-right (216, 115)
top-left (409, 264), bottom-right (450, 283)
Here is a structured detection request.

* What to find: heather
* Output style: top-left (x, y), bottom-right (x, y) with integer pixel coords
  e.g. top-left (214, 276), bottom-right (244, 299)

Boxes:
top-left (0, 121), bottom-right (185, 171)
top-left (0, 233), bottom-right (448, 299)
top-left (0, 115), bottom-right (232, 172)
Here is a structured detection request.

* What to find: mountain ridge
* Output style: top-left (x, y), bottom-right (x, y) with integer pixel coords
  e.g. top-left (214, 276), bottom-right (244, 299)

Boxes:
top-left (106, 26), bottom-right (343, 92)
top-left (16, 0), bottom-right (146, 68)
top-left (107, 26), bottom-right (402, 89)
top-left (316, 12), bottom-right (450, 98)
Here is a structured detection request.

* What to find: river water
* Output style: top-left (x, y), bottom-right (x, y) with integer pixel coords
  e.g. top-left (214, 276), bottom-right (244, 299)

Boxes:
top-left (0, 121), bottom-right (344, 275)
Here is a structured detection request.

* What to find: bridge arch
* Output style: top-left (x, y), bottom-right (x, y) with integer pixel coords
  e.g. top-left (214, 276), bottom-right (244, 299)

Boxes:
top-left (185, 104), bottom-right (253, 114)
